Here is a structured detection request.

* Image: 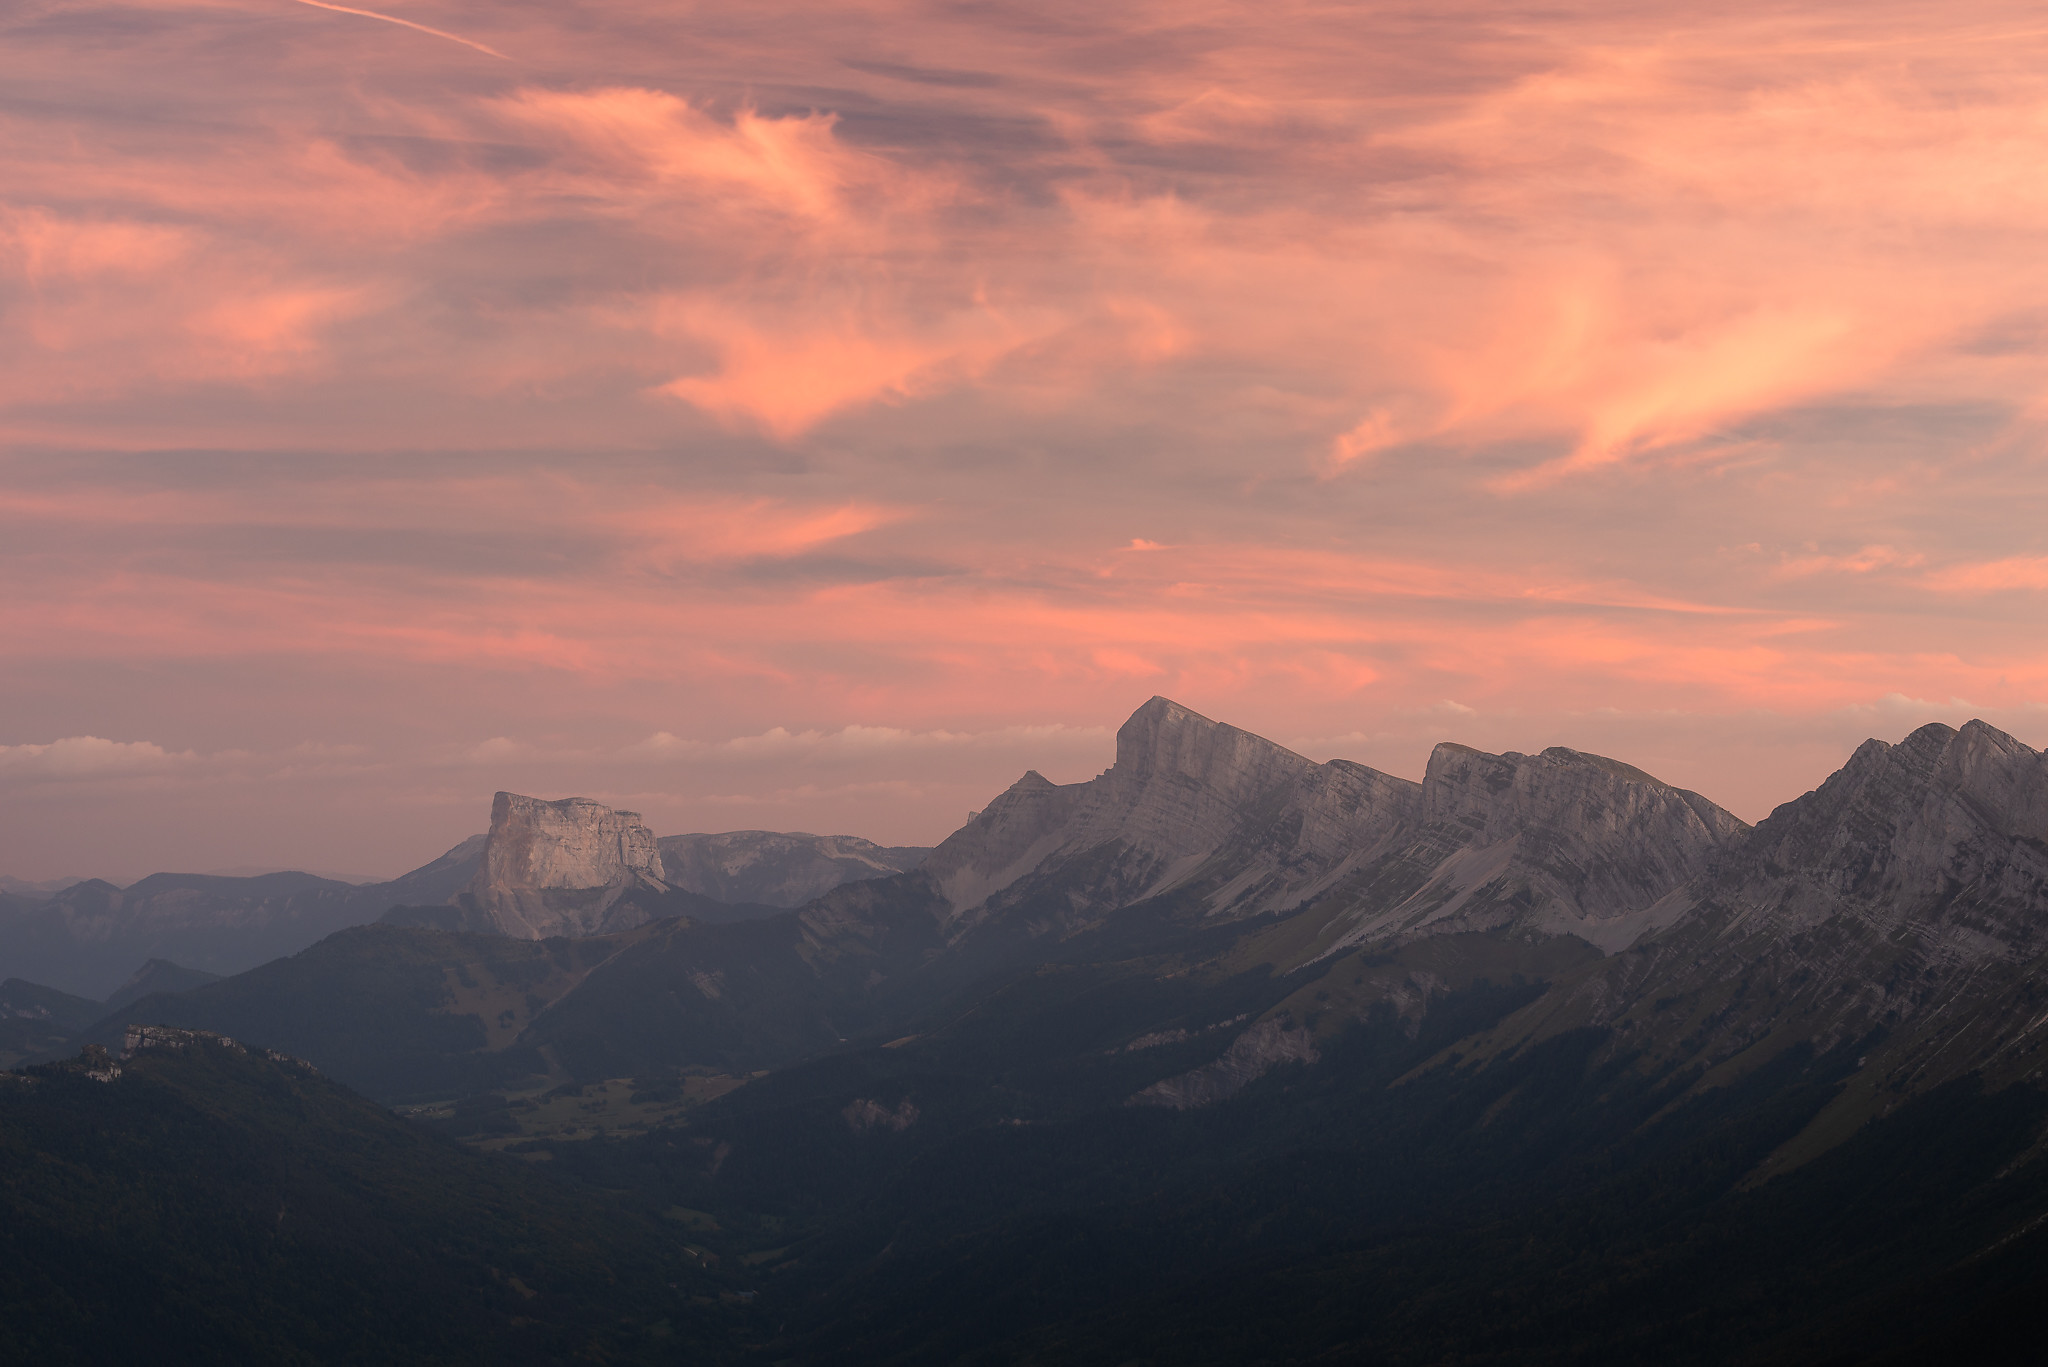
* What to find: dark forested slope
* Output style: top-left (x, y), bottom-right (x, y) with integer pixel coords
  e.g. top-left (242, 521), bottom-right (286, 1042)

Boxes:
top-left (0, 1031), bottom-right (744, 1366)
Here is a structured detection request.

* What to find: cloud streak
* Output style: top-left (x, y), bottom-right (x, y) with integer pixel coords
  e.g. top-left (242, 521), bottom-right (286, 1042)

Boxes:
top-left (0, 737), bottom-right (189, 781)
top-left (287, 0), bottom-right (507, 60)
top-left (5, 1), bottom-right (2048, 877)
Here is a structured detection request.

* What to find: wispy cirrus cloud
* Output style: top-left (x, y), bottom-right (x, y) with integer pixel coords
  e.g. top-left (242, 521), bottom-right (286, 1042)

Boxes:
top-left (7, 0), bottom-right (2048, 877)
top-left (628, 721), bottom-right (1109, 762)
top-left (1923, 555), bottom-right (2048, 593)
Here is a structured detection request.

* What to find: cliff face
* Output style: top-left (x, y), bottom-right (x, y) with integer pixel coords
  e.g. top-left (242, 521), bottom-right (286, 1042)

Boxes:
top-left (918, 697), bottom-right (1422, 939)
top-left (462, 793), bottom-right (670, 939)
top-left (1454, 718), bottom-right (2048, 1168)
top-left (1295, 743), bottom-right (1749, 960)
top-left (917, 697), bottom-right (1743, 963)
top-left (1701, 720), bottom-right (2048, 946)
top-left (657, 832), bottom-right (930, 908)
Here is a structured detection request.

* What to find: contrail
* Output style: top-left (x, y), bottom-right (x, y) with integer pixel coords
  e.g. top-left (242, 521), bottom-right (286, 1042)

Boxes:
top-left (288, 0), bottom-right (508, 59)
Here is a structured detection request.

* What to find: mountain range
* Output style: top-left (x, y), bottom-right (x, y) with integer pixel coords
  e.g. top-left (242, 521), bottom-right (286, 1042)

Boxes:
top-left (10, 696), bottom-right (2048, 1362)
top-left (0, 818), bottom-right (931, 999)
top-left (93, 698), bottom-right (2048, 1125)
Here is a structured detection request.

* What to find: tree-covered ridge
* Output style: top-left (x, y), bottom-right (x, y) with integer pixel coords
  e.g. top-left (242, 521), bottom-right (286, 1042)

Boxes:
top-left (0, 1035), bottom-right (750, 1366)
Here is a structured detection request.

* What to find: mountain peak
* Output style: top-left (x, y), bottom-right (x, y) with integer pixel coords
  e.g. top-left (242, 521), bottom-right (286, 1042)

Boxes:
top-left (1112, 696), bottom-right (1309, 786)
top-left (1536, 746), bottom-right (1668, 789)
top-left (1296, 739), bottom-right (1749, 955)
top-left (1780, 717), bottom-right (2047, 859)
top-left (463, 792), bottom-right (669, 938)
top-left (923, 697), bottom-right (1405, 930)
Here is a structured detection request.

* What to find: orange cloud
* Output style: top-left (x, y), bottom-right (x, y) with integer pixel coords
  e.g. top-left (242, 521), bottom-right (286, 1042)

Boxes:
top-left (654, 313), bottom-right (959, 439)
top-left (10, 1), bottom-right (2048, 873)
top-left (495, 89), bottom-right (879, 223)
top-left (1925, 556), bottom-right (2048, 593)
top-left (1774, 545), bottom-right (1927, 578)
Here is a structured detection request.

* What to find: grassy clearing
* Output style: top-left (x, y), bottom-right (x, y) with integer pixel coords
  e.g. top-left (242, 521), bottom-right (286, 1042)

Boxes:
top-left (397, 1070), bottom-right (753, 1150)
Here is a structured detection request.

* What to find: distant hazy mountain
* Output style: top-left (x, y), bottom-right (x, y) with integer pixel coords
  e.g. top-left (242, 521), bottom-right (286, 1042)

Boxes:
top-left (103, 959), bottom-right (223, 1015)
top-left (4, 788), bottom-right (931, 1002)
top-left (386, 794), bottom-right (800, 941)
top-left (923, 697), bottom-right (1743, 955)
top-left (659, 830), bottom-right (930, 907)
top-left (0, 976), bottom-right (106, 1069)
top-left (0, 874), bottom-right (85, 899)
top-left (0, 836), bottom-right (487, 999)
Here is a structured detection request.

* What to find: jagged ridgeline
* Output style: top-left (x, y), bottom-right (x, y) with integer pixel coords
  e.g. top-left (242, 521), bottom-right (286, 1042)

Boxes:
top-left (13, 697), bottom-right (2048, 1362)
top-left (0, 805), bottom-right (931, 1000)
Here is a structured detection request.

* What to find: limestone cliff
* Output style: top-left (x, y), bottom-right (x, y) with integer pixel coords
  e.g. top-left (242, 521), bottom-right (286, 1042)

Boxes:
top-left (918, 697), bottom-right (1741, 964)
top-left (463, 793), bottom-right (670, 938)
top-left (917, 697), bottom-right (1422, 938)
top-left (1453, 719), bottom-right (2048, 1168)
top-left (1298, 742), bottom-right (1748, 959)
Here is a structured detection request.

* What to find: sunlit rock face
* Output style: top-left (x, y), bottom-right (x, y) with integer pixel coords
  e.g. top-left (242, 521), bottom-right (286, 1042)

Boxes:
top-left (915, 696), bottom-right (1743, 958)
top-left (1458, 720), bottom-right (2048, 1163)
top-left (658, 832), bottom-right (930, 909)
top-left (465, 793), bottom-right (669, 938)
top-left (1704, 720), bottom-right (2048, 945)
top-left (1610, 721), bottom-right (2048, 1055)
top-left (919, 696), bottom-right (1424, 938)
top-left (1306, 743), bottom-right (1751, 958)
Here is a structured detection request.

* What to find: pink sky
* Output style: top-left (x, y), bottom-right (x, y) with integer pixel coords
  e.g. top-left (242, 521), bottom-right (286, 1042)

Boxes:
top-left (5, 0), bottom-right (2048, 880)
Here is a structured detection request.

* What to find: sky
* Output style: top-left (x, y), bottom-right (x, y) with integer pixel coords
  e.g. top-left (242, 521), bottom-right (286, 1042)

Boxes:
top-left (5, 0), bottom-right (2048, 882)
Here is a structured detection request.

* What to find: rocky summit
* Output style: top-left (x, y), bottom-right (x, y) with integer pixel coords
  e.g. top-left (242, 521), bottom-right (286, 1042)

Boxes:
top-left (1457, 716), bottom-right (2048, 1170)
top-left (919, 696), bottom-right (1424, 938)
top-left (461, 792), bottom-right (671, 938)
top-left (1295, 739), bottom-right (1749, 959)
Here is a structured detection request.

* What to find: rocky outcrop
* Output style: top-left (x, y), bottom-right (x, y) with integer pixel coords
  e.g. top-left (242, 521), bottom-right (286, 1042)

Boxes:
top-left (1301, 743), bottom-right (1748, 959)
top-left (117, 1025), bottom-right (320, 1076)
top-left (658, 831), bottom-right (930, 908)
top-left (123, 1023), bottom-right (239, 1054)
top-left (1453, 720), bottom-right (2048, 1167)
top-left (842, 1097), bottom-right (919, 1133)
top-left (917, 697), bottom-right (1741, 963)
top-left (462, 793), bottom-right (670, 938)
top-left (1130, 1017), bottom-right (1321, 1109)
top-left (919, 697), bottom-right (1422, 938)
top-left (1692, 720), bottom-right (2048, 947)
